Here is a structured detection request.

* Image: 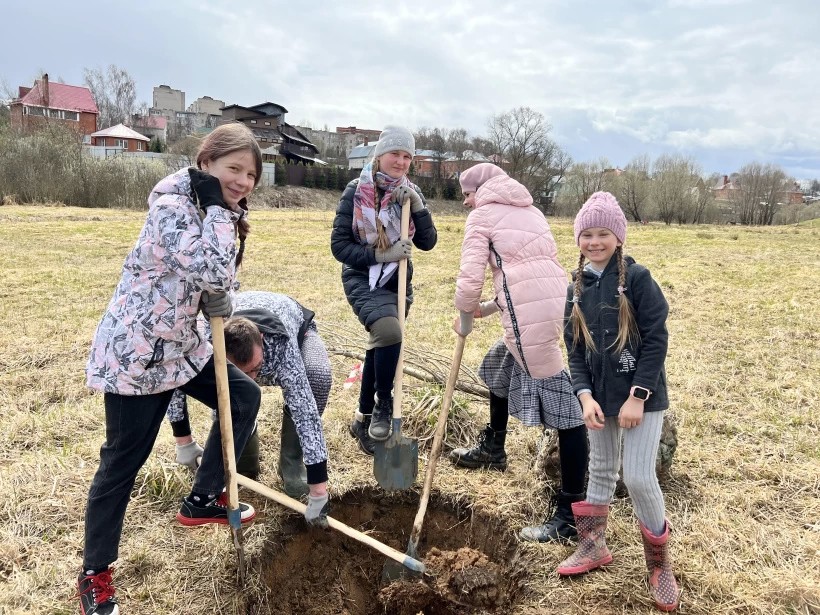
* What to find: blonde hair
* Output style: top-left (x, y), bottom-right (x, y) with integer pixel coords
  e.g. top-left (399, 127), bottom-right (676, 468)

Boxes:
top-left (371, 157), bottom-right (391, 250)
top-left (569, 246), bottom-right (639, 354)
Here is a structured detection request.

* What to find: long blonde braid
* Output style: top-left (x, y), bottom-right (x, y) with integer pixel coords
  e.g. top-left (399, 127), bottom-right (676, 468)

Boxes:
top-left (570, 252), bottom-right (595, 352)
top-left (372, 158), bottom-right (391, 250)
top-left (611, 245), bottom-right (639, 353)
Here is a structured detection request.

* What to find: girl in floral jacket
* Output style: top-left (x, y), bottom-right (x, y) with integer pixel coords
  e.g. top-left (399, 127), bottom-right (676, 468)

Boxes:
top-left (78, 124), bottom-right (263, 615)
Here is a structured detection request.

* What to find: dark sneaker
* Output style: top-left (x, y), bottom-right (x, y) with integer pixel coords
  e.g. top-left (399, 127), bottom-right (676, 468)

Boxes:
top-left (77, 569), bottom-right (119, 615)
top-left (349, 413), bottom-right (375, 455)
top-left (176, 493), bottom-right (256, 526)
top-left (368, 393), bottom-right (392, 441)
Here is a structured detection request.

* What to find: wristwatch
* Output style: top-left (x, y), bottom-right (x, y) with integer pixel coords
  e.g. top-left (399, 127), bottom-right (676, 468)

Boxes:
top-left (630, 386), bottom-right (651, 401)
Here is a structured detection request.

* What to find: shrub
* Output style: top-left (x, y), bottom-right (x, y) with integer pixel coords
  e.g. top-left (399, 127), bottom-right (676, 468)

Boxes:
top-left (0, 125), bottom-right (167, 209)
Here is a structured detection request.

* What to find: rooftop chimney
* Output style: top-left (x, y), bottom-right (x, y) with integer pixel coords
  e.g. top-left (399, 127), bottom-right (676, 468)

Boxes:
top-left (42, 73), bottom-right (49, 108)
top-left (723, 175), bottom-right (729, 186)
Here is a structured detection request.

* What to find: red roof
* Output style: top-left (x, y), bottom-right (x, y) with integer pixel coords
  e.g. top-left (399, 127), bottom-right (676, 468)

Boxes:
top-left (17, 79), bottom-right (99, 114)
top-left (135, 115), bottom-right (167, 129)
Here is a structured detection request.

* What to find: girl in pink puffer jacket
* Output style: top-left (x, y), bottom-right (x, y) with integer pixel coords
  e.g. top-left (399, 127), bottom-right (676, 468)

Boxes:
top-left (450, 163), bottom-right (588, 544)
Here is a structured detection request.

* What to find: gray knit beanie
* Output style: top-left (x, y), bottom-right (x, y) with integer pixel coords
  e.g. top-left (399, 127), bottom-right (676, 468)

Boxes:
top-left (374, 125), bottom-right (415, 158)
top-left (573, 191), bottom-right (627, 245)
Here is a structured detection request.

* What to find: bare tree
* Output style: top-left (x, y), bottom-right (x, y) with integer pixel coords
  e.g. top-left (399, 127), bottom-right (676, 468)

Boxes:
top-left (83, 64), bottom-right (140, 129)
top-left (487, 107), bottom-right (572, 213)
top-left (559, 158), bottom-right (612, 212)
top-left (652, 154), bottom-right (702, 225)
top-left (732, 162), bottom-right (790, 225)
top-left (615, 155), bottom-right (652, 221)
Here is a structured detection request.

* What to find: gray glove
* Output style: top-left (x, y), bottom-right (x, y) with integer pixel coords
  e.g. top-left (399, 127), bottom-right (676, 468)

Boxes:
top-left (393, 185), bottom-right (424, 212)
top-left (478, 300), bottom-right (501, 318)
top-left (175, 441), bottom-right (204, 470)
top-left (305, 493), bottom-right (329, 528)
top-left (375, 239), bottom-right (412, 263)
top-left (200, 291), bottom-right (232, 318)
top-left (458, 310), bottom-right (474, 336)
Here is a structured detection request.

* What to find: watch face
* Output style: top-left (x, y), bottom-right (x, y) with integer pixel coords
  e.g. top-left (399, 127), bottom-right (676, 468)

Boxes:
top-left (632, 387), bottom-right (650, 400)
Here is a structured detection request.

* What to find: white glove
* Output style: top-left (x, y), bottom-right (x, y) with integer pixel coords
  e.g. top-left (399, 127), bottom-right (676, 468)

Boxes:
top-left (175, 441), bottom-right (204, 470)
top-left (305, 493), bottom-right (329, 528)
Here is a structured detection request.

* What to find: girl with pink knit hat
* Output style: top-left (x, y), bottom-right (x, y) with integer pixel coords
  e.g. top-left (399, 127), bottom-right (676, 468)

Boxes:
top-left (559, 191), bottom-right (679, 611)
top-left (450, 162), bottom-right (588, 544)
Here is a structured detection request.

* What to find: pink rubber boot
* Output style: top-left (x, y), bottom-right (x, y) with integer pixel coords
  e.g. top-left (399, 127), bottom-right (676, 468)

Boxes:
top-left (640, 520), bottom-right (680, 611)
top-left (556, 501), bottom-right (613, 575)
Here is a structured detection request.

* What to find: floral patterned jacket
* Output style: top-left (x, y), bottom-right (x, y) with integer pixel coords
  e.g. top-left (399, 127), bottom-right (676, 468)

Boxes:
top-left (86, 168), bottom-right (241, 395)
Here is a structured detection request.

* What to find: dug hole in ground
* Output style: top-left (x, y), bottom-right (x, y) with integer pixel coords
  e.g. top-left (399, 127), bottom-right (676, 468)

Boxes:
top-left (248, 486), bottom-right (525, 614)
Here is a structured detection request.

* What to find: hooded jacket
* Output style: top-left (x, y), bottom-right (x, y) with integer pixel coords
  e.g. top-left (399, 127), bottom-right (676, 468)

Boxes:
top-left (563, 254), bottom-right (669, 416)
top-left (86, 167), bottom-right (241, 395)
top-left (330, 179), bottom-right (437, 328)
top-left (454, 174), bottom-right (568, 378)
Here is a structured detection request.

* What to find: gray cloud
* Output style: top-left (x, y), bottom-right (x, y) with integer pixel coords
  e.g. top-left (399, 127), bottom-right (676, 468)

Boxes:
top-left (2, 0), bottom-right (818, 177)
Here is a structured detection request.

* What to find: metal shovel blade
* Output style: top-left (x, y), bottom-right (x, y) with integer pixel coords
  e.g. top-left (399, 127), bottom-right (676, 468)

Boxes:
top-left (373, 418), bottom-right (418, 491)
top-left (381, 536), bottom-right (421, 583)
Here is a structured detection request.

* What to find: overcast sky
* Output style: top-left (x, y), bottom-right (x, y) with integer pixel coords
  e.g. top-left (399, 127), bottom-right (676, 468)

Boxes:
top-left (3, 0), bottom-right (819, 179)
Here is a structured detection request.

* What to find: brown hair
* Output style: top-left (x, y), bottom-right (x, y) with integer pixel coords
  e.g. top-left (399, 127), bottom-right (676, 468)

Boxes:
top-left (224, 316), bottom-right (263, 365)
top-left (196, 123), bottom-right (263, 267)
top-left (569, 246), bottom-right (638, 354)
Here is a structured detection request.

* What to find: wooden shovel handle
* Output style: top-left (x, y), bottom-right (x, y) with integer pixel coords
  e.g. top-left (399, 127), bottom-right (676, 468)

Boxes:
top-left (211, 316), bottom-right (241, 519)
top-left (409, 334), bottom-right (466, 546)
top-left (392, 197), bottom-right (412, 422)
top-left (235, 474), bottom-right (425, 573)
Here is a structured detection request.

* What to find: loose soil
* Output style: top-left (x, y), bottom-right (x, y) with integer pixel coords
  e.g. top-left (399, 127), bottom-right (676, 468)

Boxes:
top-left (249, 487), bottom-right (528, 614)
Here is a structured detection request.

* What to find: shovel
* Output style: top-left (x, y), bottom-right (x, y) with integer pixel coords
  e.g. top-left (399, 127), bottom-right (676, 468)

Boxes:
top-left (373, 197), bottom-right (418, 491)
top-left (382, 333), bottom-right (466, 582)
top-left (210, 315), bottom-right (248, 583)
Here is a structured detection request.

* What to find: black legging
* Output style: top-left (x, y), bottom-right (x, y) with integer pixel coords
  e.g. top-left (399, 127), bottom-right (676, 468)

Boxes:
top-left (358, 342), bottom-right (402, 411)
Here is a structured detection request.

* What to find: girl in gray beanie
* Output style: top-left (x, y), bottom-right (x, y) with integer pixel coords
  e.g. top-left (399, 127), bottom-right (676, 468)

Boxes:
top-left (330, 125), bottom-right (438, 453)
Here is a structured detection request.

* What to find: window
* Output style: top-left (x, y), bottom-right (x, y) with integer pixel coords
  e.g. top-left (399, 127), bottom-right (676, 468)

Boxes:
top-left (49, 108), bottom-right (62, 118)
top-left (264, 121), bottom-right (270, 126)
top-left (117, 139), bottom-right (128, 149)
top-left (250, 119), bottom-right (257, 124)
top-left (137, 142), bottom-right (144, 151)
top-left (26, 106), bottom-right (45, 116)
top-left (64, 111), bottom-right (79, 121)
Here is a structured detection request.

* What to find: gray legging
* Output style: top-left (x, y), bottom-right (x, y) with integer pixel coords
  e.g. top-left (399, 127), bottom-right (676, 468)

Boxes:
top-left (585, 410), bottom-right (666, 535)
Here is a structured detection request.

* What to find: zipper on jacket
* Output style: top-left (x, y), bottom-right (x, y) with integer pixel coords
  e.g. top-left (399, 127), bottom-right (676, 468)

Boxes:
top-left (489, 241), bottom-right (530, 376)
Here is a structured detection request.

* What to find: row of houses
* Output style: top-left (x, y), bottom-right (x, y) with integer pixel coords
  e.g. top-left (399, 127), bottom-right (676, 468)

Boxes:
top-left (7, 75), bottom-right (336, 165)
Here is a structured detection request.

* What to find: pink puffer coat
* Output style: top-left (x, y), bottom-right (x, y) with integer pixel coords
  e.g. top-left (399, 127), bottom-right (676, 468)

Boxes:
top-left (454, 174), bottom-right (568, 378)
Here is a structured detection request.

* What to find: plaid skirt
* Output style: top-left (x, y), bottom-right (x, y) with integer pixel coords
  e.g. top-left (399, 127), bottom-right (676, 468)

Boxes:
top-left (478, 339), bottom-right (584, 430)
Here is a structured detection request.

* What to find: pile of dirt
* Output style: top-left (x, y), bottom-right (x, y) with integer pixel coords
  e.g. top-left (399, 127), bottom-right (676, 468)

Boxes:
top-left (379, 546), bottom-right (504, 614)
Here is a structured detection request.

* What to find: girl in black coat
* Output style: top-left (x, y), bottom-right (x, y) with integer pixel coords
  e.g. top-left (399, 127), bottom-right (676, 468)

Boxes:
top-left (330, 125), bottom-right (437, 454)
top-left (558, 192), bottom-right (679, 612)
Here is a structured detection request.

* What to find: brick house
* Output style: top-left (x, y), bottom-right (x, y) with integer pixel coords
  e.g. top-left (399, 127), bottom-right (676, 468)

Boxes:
top-left (132, 115), bottom-right (168, 143)
top-left (442, 151), bottom-right (491, 178)
top-left (220, 102), bottom-right (322, 165)
top-left (10, 74), bottom-right (98, 135)
top-left (90, 124), bottom-right (150, 152)
top-left (712, 175), bottom-right (740, 201)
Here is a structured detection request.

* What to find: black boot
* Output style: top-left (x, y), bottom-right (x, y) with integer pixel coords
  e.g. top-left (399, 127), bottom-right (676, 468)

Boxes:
top-left (519, 491), bottom-right (585, 542)
top-left (449, 424), bottom-right (508, 470)
top-left (236, 426), bottom-right (260, 480)
top-left (278, 407), bottom-right (309, 498)
top-left (349, 412), bottom-right (375, 455)
top-left (368, 392), bottom-right (392, 441)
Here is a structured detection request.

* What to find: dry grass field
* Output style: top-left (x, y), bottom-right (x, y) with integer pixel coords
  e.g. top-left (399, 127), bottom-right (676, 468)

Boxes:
top-left (0, 201), bottom-right (818, 614)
